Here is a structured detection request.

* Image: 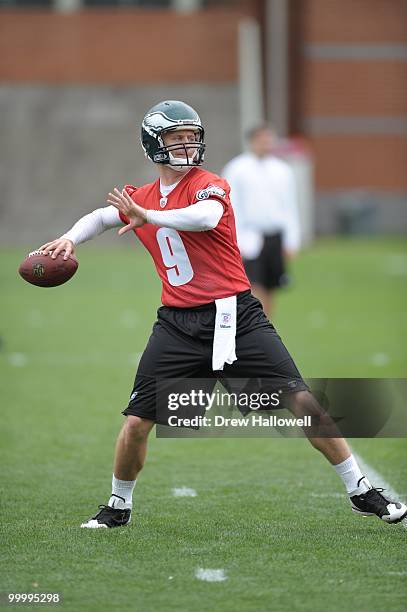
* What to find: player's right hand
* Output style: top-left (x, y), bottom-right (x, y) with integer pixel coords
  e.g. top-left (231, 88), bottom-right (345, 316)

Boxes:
top-left (107, 187), bottom-right (147, 234)
top-left (38, 238), bottom-right (75, 260)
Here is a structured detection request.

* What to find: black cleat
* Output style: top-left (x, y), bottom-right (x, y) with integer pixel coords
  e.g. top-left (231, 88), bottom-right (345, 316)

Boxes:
top-left (80, 504), bottom-right (131, 529)
top-left (350, 486), bottom-right (407, 524)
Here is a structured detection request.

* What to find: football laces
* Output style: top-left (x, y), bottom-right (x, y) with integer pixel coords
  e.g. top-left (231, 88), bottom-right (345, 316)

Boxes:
top-left (28, 250), bottom-right (51, 257)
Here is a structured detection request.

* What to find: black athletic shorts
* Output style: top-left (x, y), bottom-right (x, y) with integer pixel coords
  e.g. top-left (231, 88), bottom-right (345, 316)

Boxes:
top-left (122, 290), bottom-right (308, 423)
top-left (243, 232), bottom-right (289, 290)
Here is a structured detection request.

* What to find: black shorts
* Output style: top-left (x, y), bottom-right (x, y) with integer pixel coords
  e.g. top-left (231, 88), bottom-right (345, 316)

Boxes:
top-left (244, 232), bottom-right (289, 290)
top-left (122, 290), bottom-right (308, 423)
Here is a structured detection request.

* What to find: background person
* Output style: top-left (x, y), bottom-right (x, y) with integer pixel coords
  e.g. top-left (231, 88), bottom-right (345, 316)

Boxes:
top-left (222, 125), bottom-right (300, 316)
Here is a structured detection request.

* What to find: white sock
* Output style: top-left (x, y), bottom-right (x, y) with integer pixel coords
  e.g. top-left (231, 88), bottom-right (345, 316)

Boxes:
top-left (108, 475), bottom-right (136, 509)
top-left (333, 454), bottom-right (371, 495)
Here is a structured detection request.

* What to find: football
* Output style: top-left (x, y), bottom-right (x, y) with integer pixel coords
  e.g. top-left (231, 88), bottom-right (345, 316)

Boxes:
top-left (18, 250), bottom-right (78, 287)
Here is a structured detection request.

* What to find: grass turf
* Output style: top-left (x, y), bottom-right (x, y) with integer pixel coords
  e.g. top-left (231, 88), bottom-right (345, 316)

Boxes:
top-left (0, 237), bottom-right (406, 611)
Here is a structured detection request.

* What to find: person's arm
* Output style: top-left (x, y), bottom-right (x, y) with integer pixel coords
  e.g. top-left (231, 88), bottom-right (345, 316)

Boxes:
top-left (39, 206), bottom-right (122, 259)
top-left (145, 200), bottom-right (223, 231)
top-left (107, 187), bottom-right (223, 234)
top-left (61, 206), bottom-right (122, 243)
top-left (222, 161), bottom-right (244, 220)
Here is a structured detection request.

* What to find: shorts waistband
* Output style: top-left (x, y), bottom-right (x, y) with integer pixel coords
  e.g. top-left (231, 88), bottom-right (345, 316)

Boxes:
top-left (161, 290), bottom-right (252, 313)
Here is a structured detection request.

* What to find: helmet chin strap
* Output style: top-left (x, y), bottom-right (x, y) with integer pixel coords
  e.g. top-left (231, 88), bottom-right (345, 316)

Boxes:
top-left (168, 165), bottom-right (190, 173)
top-left (168, 150), bottom-right (198, 170)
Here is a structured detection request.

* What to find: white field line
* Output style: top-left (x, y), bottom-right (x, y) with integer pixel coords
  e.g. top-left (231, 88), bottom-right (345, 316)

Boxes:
top-left (352, 450), bottom-right (407, 530)
top-left (311, 492), bottom-right (343, 498)
top-left (7, 353), bottom-right (28, 367)
top-left (195, 568), bottom-right (227, 582)
top-left (172, 487), bottom-right (197, 497)
top-left (5, 352), bottom-right (143, 367)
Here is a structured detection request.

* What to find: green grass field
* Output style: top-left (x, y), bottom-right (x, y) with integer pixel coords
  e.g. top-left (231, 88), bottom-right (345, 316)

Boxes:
top-left (1, 237), bottom-right (406, 611)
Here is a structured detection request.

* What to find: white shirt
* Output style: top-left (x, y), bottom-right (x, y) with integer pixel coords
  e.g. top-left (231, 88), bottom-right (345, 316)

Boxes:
top-left (159, 178), bottom-right (180, 197)
top-left (222, 153), bottom-right (300, 258)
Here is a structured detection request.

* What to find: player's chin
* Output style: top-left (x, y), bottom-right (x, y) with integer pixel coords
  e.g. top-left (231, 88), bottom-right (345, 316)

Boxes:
top-left (169, 164), bottom-right (191, 173)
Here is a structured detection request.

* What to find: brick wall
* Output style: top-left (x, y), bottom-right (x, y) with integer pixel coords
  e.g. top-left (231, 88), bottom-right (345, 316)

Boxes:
top-left (294, 0), bottom-right (407, 193)
top-left (0, 8), bottom-right (251, 83)
top-left (301, 0), bottom-right (407, 43)
top-left (309, 135), bottom-right (407, 191)
top-left (301, 61), bottom-right (407, 117)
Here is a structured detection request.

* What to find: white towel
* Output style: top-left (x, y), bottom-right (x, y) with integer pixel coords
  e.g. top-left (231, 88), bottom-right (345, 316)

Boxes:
top-left (212, 296), bottom-right (237, 371)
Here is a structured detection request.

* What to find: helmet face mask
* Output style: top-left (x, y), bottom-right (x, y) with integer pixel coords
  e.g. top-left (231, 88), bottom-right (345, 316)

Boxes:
top-left (141, 100), bottom-right (205, 168)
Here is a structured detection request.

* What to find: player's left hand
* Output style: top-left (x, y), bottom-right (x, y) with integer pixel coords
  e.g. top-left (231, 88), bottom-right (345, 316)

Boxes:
top-left (107, 187), bottom-right (147, 235)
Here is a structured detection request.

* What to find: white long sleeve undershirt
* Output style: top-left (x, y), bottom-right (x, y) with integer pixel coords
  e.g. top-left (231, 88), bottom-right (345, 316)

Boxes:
top-left (145, 200), bottom-right (223, 231)
top-left (61, 206), bottom-right (121, 245)
top-left (61, 200), bottom-right (223, 245)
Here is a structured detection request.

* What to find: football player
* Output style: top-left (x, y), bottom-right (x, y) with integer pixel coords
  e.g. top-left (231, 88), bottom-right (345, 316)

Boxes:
top-left (40, 100), bottom-right (406, 528)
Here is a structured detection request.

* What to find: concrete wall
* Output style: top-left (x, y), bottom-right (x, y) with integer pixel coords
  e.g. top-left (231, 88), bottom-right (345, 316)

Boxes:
top-left (0, 84), bottom-right (241, 245)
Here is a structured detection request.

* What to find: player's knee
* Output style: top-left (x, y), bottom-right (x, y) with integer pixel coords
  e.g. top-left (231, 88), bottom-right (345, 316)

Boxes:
top-left (288, 390), bottom-right (340, 435)
top-left (288, 390), bottom-right (325, 418)
top-left (124, 415), bottom-right (152, 441)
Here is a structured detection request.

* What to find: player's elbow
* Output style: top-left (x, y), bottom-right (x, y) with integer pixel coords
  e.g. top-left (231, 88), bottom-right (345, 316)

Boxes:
top-left (199, 203), bottom-right (223, 231)
top-left (199, 217), bottom-right (218, 231)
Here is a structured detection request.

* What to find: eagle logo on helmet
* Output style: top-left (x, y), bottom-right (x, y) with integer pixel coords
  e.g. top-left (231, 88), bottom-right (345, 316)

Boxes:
top-left (141, 100), bottom-right (205, 168)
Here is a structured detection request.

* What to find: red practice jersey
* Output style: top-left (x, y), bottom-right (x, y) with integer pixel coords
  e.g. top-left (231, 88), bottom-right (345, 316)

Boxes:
top-left (119, 167), bottom-right (250, 307)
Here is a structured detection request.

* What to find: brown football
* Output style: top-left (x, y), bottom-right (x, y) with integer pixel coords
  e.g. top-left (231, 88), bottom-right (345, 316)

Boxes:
top-left (18, 250), bottom-right (78, 287)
